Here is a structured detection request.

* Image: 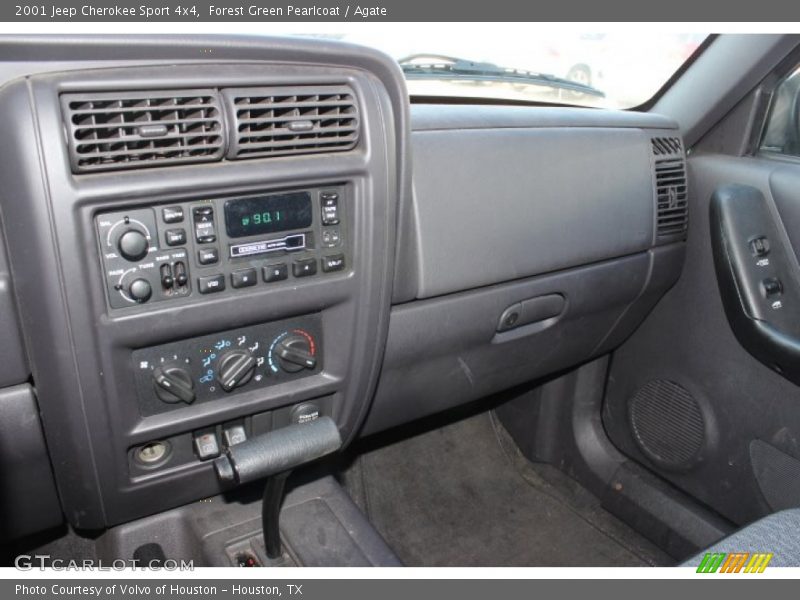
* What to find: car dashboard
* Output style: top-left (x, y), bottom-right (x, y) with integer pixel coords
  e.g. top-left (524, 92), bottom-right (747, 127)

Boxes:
top-left (0, 35), bottom-right (687, 546)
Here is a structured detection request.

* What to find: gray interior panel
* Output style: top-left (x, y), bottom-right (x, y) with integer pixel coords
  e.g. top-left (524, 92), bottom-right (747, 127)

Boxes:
top-left (604, 153), bottom-right (800, 526)
top-left (0, 37), bottom-right (409, 531)
top-left (0, 384), bottom-right (62, 540)
top-left (96, 476), bottom-right (401, 567)
top-left (364, 251), bottom-right (674, 436)
top-left (0, 229), bottom-right (27, 388)
top-left (411, 127), bottom-right (655, 298)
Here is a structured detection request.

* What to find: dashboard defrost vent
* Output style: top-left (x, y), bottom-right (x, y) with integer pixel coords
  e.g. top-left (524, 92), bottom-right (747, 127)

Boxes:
top-left (62, 90), bottom-right (225, 173)
top-left (223, 86), bottom-right (359, 160)
top-left (652, 136), bottom-right (688, 238)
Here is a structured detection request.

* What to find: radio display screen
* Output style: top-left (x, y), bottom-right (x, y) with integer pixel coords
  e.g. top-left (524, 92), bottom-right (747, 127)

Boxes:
top-left (224, 192), bottom-right (313, 238)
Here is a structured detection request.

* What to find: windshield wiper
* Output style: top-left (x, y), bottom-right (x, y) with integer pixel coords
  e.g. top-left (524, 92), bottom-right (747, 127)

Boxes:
top-left (398, 54), bottom-right (605, 98)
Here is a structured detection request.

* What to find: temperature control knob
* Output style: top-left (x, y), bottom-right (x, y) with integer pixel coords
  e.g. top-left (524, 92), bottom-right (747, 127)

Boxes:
top-left (118, 229), bottom-right (150, 262)
top-left (153, 365), bottom-right (195, 404)
top-left (128, 278), bottom-right (152, 303)
top-left (276, 335), bottom-right (317, 373)
top-left (217, 349), bottom-right (257, 392)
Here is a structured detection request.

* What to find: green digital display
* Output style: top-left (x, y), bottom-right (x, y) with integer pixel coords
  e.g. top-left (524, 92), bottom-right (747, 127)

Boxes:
top-left (224, 192), bottom-right (312, 238)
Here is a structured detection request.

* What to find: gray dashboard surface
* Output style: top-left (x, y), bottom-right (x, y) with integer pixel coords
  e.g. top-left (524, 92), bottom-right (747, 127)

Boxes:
top-left (366, 103), bottom-right (685, 434)
top-left (410, 126), bottom-right (656, 298)
top-left (410, 104), bottom-right (678, 131)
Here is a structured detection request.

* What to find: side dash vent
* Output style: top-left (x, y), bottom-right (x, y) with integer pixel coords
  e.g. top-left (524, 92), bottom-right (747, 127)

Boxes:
top-left (62, 90), bottom-right (225, 173)
top-left (223, 86), bottom-right (359, 160)
top-left (652, 136), bottom-right (688, 239)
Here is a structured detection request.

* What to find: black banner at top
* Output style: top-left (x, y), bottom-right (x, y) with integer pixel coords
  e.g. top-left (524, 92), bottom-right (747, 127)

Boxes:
top-left (0, 0), bottom-right (797, 22)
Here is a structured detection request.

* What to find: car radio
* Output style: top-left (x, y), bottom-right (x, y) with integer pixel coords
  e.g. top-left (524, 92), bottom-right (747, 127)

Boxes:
top-left (95, 185), bottom-right (348, 310)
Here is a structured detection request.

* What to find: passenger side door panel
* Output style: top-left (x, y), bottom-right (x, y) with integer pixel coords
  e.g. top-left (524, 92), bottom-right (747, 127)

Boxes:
top-left (604, 154), bottom-right (800, 525)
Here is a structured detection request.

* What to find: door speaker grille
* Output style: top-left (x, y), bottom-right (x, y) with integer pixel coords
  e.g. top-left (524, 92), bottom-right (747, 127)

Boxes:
top-left (628, 379), bottom-right (705, 470)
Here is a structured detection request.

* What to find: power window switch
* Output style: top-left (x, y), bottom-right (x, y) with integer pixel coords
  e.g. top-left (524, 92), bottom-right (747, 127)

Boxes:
top-left (223, 423), bottom-right (247, 447)
top-left (762, 277), bottom-right (783, 297)
top-left (193, 430), bottom-right (220, 460)
top-left (750, 236), bottom-right (770, 257)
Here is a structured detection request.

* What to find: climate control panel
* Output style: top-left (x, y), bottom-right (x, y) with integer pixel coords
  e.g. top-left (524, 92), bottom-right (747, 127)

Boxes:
top-left (132, 315), bottom-right (322, 416)
top-left (95, 185), bottom-right (349, 311)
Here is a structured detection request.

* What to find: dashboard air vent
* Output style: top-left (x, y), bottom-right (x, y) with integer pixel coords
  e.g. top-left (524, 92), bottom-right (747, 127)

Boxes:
top-left (223, 86), bottom-right (359, 160)
top-left (62, 90), bottom-right (225, 173)
top-left (651, 136), bottom-right (682, 156)
top-left (652, 137), bottom-right (688, 238)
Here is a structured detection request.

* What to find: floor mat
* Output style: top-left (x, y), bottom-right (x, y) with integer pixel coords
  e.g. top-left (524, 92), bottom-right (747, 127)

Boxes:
top-left (352, 411), bottom-right (672, 567)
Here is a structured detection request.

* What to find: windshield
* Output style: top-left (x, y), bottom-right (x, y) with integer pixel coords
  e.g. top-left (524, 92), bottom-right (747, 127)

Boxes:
top-left (294, 28), bottom-right (708, 109)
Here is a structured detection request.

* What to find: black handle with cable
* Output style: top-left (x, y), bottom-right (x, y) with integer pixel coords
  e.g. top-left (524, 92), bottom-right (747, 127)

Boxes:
top-left (214, 416), bottom-right (342, 558)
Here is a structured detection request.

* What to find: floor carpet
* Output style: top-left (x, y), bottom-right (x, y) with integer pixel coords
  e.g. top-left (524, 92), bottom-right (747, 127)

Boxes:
top-left (350, 411), bottom-right (673, 567)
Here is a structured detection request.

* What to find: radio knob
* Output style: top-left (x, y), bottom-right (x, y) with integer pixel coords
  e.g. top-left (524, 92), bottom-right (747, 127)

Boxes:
top-left (153, 365), bottom-right (195, 404)
top-left (128, 278), bottom-right (152, 303)
top-left (276, 335), bottom-right (317, 373)
top-left (217, 349), bottom-right (257, 392)
top-left (118, 229), bottom-right (149, 262)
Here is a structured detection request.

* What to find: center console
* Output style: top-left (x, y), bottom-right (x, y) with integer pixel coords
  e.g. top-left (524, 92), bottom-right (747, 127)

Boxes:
top-left (0, 37), bottom-right (409, 530)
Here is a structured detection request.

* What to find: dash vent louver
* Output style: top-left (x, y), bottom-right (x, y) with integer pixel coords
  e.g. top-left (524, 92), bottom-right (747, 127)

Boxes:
top-left (651, 136), bottom-right (688, 238)
top-left (223, 86), bottom-right (359, 160)
top-left (62, 90), bottom-right (225, 173)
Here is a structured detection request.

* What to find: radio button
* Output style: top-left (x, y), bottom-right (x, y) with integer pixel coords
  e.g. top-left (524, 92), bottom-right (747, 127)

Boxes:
top-left (165, 228), bottom-right (187, 246)
top-left (198, 274), bottom-right (226, 294)
top-left (322, 254), bottom-right (346, 273)
top-left (321, 192), bottom-right (340, 226)
top-left (292, 258), bottom-right (318, 278)
top-left (118, 229), bottom-right (150, 262)
top-left (263, 263), bottom-right (288, 283)
top-left (128, 278), bottom-right (152, 303)
top-left (198, 247), bottom-right (219, 265)
top-left (231, 268), bottom-right (257, 289)
top-left (322, 228), bottom-right (341, 247)
top-left (193, 206), bottom-right (216, 244)
top-left (162, 206), bottom-right (184, 224)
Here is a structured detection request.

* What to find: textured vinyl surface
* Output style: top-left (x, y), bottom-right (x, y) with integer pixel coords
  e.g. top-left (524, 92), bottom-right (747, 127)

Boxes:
top-left (750, 440), bottom-right (800, 512)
